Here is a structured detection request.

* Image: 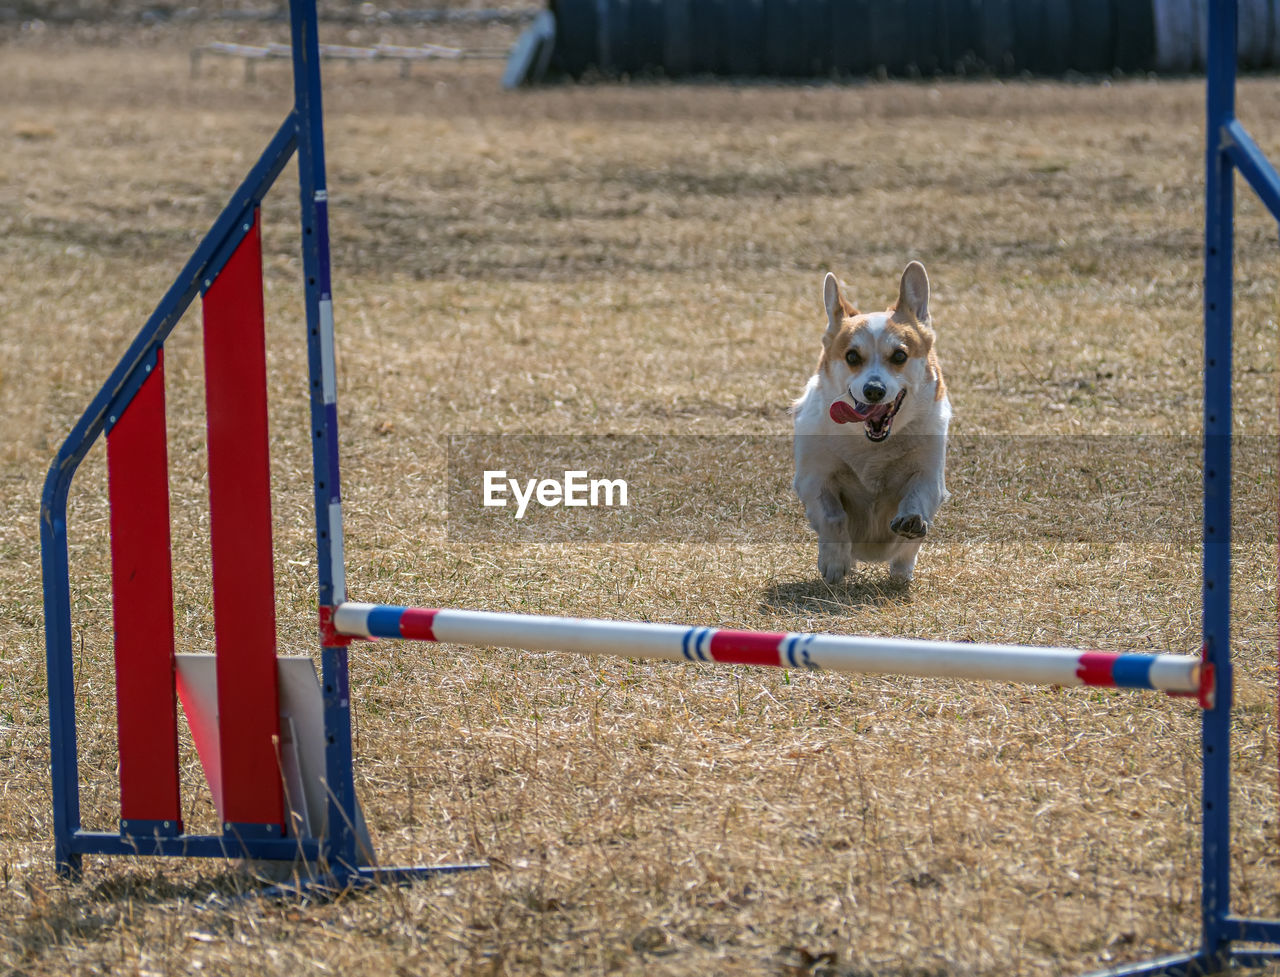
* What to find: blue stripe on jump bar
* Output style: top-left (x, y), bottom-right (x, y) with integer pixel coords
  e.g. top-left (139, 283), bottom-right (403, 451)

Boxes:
top-left (1110, 654), bottom-right (1156, 689)
top-left (366, 605), bottom-right (408, 639)
top-left (693, 627), bottom-right (712, 662)
top-left (782, 635), bottom-right (799, 668)
top-left (682, 627), bottom-right (714, 662)
top-left (784, 634), bottom-right (817, 669)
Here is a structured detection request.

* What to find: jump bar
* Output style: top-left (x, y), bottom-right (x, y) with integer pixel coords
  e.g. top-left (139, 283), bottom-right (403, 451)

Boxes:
top-left (333, 603), bottom-right (1206, 700)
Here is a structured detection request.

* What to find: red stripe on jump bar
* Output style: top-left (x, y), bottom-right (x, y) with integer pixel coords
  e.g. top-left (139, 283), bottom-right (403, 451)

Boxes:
top-left (107, 351), bottom-right (183, 831)
top-left (202, 210), bottom-right (283, 833)
top-left (399, 608), bottom-right (439, 641)
top-left (1076, 652), bottom-right (1117, 687)
top-left (709, 630), bottom-right (785, 667)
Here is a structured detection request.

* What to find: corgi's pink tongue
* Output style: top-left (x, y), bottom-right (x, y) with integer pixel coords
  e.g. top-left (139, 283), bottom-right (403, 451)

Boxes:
top-left (829, 400), bottom-right (891, 425)
top-left (829, 401), bottom-right (863, 424)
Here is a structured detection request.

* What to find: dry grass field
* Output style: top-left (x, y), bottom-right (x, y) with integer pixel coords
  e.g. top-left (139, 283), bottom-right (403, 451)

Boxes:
top-left (2, 11), bottom-right (1280, 977)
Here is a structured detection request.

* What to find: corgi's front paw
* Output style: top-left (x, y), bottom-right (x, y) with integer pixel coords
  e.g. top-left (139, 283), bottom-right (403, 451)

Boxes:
top-left (891, 513), bottom-right (928, 539)
top-left (818, 540), bottom-right (852, 584)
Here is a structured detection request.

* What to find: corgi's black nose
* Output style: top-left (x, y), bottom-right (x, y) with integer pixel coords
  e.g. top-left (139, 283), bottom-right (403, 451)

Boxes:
top-left (862, 380), bottom-right (886, 403)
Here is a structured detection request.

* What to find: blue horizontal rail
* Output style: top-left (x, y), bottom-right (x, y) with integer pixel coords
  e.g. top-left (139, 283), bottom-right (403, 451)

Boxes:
top-left (71, 830), bottom-right (319, 862)
top-left (1222, 119), bottom-right (1280, 224)
top-left (1224, 917), bottom-right (1280, 945)
top-left (356, 864), bottom-right (492, 883)
top-left (1232, 949), bottom-right (1280, 968)
top-left (1092, 950), bottom-right (1227, 977)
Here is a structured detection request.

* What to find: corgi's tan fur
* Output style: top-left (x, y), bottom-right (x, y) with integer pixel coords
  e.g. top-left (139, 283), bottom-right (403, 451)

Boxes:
top-left (793, 261), bottom-right (951, 583)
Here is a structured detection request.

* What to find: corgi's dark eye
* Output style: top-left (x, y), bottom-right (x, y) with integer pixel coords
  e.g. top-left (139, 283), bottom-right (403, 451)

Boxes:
top-left (845, 349), bottom-right (862, 367)
top-left (889, 349), bottom-right (909, 365)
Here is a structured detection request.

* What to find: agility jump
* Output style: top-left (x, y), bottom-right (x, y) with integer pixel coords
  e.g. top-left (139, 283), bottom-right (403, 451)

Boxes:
top-left (39, 1), bottom-right (1280, 974)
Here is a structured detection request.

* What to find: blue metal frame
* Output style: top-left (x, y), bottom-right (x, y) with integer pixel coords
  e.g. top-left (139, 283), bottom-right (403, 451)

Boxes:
top-left (1199, 0), bottom-right (1238, 962)
top-left (41, 115), bottom-right (296, 880)
top-left (287, 0), bottom-right (365, 881)
top-left (1196, 0), bottom-right (1280, 966)
top-left (1089, 1), bottom-right (1280, 975)
top-left (40, 0), bottom-right (481, 888)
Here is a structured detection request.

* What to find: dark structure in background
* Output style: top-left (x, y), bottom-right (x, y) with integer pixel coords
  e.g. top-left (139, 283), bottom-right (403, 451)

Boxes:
top-left (505, 0), bottom-right (1280, 84)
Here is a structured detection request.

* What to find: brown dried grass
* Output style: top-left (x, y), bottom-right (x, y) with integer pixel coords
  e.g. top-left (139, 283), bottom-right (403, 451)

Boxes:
top-left (1, 18), bottom-right (1279, 977)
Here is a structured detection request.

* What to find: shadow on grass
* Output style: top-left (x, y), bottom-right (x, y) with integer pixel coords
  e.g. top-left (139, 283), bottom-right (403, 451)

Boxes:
top-left (759, 575), bottom-right (912, 616)
top-left (79, 867), bottom-right (253, 905)
top-left (6, 868), bottom-right (256, 965)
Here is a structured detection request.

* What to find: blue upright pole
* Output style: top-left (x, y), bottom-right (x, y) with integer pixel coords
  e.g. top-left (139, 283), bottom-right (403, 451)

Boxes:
top-left (284, 0), bottom-right (485, 889)
top-left (40, 471), bottom-right (81, 880)
top-left (287, 0), bottom-right (360, 879)
top-left (1200, 0), bottom-right (1237, 964)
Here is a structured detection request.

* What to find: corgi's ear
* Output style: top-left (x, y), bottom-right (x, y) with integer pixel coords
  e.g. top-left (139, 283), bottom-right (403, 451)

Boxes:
top-left (823, 272), bottom-right (856, 335)
top-left (896, 261), bottom-right (930, 322)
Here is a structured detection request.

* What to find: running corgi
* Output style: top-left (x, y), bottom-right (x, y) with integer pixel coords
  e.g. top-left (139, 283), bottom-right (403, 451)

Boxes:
top-left (792, 261), bottom-right (951, 583)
